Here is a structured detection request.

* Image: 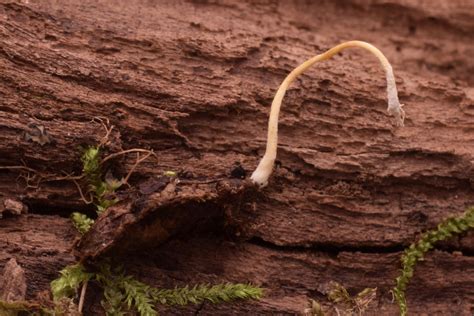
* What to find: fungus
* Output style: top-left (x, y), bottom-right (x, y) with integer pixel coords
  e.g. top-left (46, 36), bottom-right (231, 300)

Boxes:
top-left (251, 40), bottom-right (405, 187)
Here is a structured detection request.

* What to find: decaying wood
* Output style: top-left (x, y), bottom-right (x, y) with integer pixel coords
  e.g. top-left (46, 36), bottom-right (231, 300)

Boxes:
top-left (0, 0), bottom-right (473, 315)
top-left (0, 258), bottom-right (27, 302)
top-left (0, 215), bottom-right (76, 299)
top-left (0, 197), bottom-right (28, 217)
top-left (76, 177), bottom-right (257, 261)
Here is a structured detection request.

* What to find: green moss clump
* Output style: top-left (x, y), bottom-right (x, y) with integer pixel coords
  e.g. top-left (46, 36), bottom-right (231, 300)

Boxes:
top-left (71, 212), bottom-right (95, 234)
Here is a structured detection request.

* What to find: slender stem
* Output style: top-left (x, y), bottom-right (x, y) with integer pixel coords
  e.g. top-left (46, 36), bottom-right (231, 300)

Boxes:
top-left (78, 280), bottom-right (88, 313)
top-left (101, 149), bottom-right (158, 164)
top-left (251, 40), bottom-right (405, 187)
top-left (72, 178), bottom-right (93, 204)
top-left (0, 165), bottom-right (38, 172)
top-left (122, 152), bottom-right (152, 184)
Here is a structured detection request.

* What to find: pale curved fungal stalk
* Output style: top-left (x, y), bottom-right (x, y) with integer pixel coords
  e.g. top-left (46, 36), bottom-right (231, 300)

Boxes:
top-left (251, 40), bottom-right (405, 187)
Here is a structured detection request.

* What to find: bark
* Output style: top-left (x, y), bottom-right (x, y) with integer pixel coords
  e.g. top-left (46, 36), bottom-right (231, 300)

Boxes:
top-left (0, 258), bottom-right (27, 302)
top-left (0, 0), bottom-right (473, 315)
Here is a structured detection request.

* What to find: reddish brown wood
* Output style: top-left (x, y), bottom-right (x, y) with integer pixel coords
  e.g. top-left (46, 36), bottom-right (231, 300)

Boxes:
top-left (1, 0), bottom-right (473, 314)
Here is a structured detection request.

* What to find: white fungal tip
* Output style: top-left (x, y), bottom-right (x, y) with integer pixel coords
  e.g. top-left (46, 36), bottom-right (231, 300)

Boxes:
top-left (250, 156), bottom-right (274, 187)
top-left (387, 103), bottom-right (405, 127)
top-left (386, 68), bottom-right (405, 127)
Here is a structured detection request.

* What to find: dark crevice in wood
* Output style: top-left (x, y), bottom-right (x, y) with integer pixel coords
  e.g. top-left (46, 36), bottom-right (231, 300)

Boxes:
top-left (248, 236), bottom-right (405, 255)
top-left (24, 198), bottom-right (97, 219)
top-left (249, 235), bottom-right (474, 258)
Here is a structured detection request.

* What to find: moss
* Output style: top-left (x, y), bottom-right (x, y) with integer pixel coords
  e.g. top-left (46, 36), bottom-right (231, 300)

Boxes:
top-left (393, 207), bottom-right (474, 315)
top-left (71, 212), bottom-right (95, 234)
top-left (81, 146), bottom-right (121, 215)
top-left (50, 263), bottom-right (263, 316)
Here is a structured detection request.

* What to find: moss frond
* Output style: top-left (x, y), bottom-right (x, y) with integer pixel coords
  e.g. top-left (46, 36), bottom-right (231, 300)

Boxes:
top-left (151, 283), bottom-right (263, 306)
top-left (52, 262), bottom-right (263, 316)
top-left (81, 146), bottom-right (102, 187)
top-left (97, 264), bottom-right (157, 316)
top-left (80, 146), bottom-right (121, 215)
top-left (50, 264), bottom-right (92, 301)
top-left (96, 264), bottom-right (263, 315)
top-left (393, 207), bottom-right (474, 315)
top-left (71, 212), bottom-right (95, 234)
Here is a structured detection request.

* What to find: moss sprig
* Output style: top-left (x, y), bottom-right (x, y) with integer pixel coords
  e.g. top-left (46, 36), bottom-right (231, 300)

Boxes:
top-left (51, 263), bottom-right (263, 316)
top-left (50, 264), bottom-right (93, 302)
top-left (151, 283), bottom-right (264, 306)
top-left (68, 146), bottom-right (123, 237)
top-left (97, 264), bottom-right (263, 315)
top-left (393, 207), bottom-right (474, 315)
top-left (81, 146), bottom-right (121, 215)
top-left (71, 212), bottom-right (95, 234)
top-left (97, 264), bottom-right (157, 316)
top-left (81, 146), bottom-right (102, 189)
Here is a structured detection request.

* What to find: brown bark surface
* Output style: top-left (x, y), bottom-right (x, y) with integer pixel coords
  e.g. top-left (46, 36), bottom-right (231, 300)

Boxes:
top-left (1, 0), bottom-right (473, 315)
